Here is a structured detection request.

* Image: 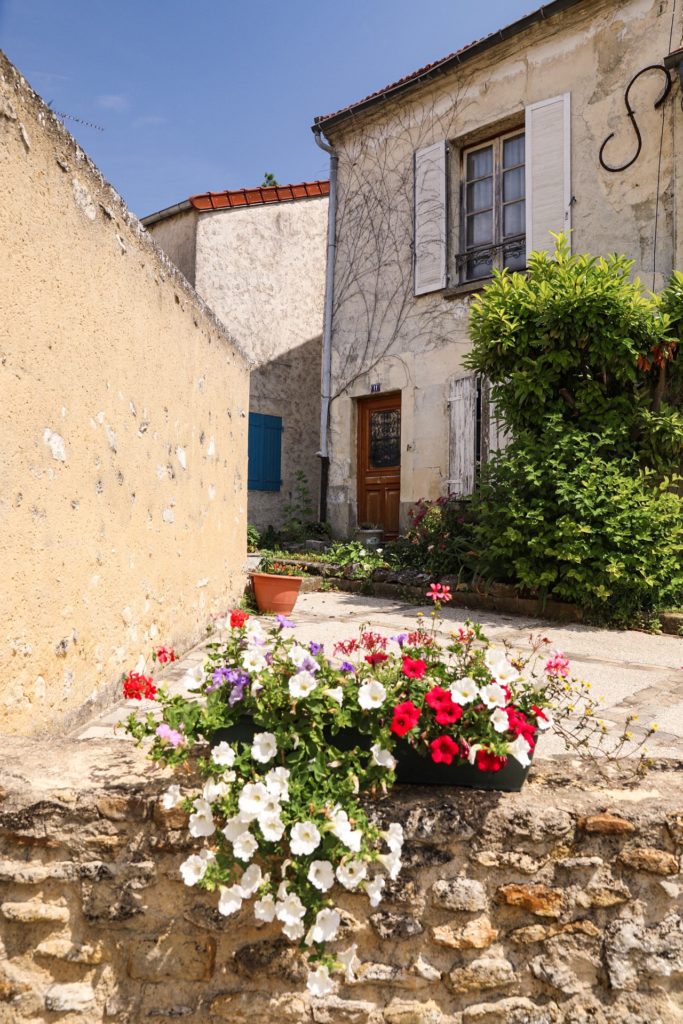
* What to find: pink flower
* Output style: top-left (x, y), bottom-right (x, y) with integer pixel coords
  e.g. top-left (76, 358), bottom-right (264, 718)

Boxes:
top-left (156, 723), bottom-right (185, 747)
top-left (545, 652), bottom-right (570, 678)
top-left (427, 583), bottom-right (452, 604)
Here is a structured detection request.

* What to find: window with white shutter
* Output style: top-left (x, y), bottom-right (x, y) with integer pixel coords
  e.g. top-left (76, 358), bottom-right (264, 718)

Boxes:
top-left (525, 93), bottom-right (571, 259)
top-left (414, 141), bottom-right (448, 295)
top-left (447, 375), bottom-right (478, 497)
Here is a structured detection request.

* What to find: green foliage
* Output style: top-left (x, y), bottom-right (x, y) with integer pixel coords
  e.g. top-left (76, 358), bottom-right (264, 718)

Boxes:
top-left (261, 172), bottom-right (279, 186)
top-left (247, 524), bottom-right (261, 552)
top-left (388, 495), bottom-right (474, 578)
top-left (470, 420), bottom-right (683, 626)
top-left (466, 234), bottom-right (683, 475)
top-left (282, 471), bottom-right (315, 541)
top-left (325, 540), bottom-right (388, 579)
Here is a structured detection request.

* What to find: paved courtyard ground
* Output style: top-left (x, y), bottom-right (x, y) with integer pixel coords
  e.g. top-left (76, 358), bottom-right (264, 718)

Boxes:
top-left (73, 591), bottom-right (683, 761)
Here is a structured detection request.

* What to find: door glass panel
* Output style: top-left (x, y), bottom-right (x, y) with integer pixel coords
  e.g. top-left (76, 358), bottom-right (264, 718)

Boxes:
top-left (369, 410), bottom-right (401, 468)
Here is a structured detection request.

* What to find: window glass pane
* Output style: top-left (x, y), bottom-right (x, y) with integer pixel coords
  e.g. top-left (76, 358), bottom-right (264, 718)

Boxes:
top-left (504, 239), bottom-right (526, 271)
top-left (503, 200), bottom-right (525, 238)
top-left (467, 210), bottom-right (493, 246)
top-left (466, 146), bottom-right (492, 180)
top-left (503, 134), bottom-right (525, 167)
top-left (503, 166), bottom-right (524, 202)
top-left (369, 410), bottom-right (401, 468)
top-left (466, 178), bottom-right (492, 213)
top-left (466, 251), bottom-right (493, 280)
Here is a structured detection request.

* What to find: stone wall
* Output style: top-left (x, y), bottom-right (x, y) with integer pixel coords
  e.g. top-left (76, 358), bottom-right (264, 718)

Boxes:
top-left (1, 736), bottom-right (682, 1023)
top-left (0, 53), bottom-right (250, 735)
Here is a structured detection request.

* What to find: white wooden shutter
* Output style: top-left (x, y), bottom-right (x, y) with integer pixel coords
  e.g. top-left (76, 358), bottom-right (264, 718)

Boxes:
top-left (448, 375), bottom-right (477, 497)
top-left (414, 141), bottom-right (448, 295)
top-left (525, 93), bottom-right (571, 259)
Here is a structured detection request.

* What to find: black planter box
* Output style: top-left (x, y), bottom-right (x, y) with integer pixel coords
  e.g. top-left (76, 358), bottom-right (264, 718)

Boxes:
top-left (207, 722), bottom-right (530, 793)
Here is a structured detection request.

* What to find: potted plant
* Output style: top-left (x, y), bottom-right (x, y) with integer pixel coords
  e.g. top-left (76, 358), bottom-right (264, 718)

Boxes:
top-left (354, 522), bottom-right (383, 549)
top-left (249, 556), bottom-right (305, 614)
top-left (123, 589), bottom-right (653, 996)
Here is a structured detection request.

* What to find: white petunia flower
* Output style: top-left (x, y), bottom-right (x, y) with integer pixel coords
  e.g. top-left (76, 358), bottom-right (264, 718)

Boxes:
top-left (265, 766), bottom-right (290, 801)
top-left (485, 650), bottom-right (520, 684)
top-left (290, 821), bottom-right (321, 856)
top-left (467, 743), bottom-right (482, 766)
top-left (479, 682), bottom-right (507, 709)
top-left (508, 733), bottom-right (533, 767)
top-left (336, 859), bottom-right (367, 890)
top-left (245, 620), bottom-right (265, 642)
top-left (307, 964), bottom-right (334, 998)
top-left (330, 806), bottom-right (362, 853)
top-left (238, 782), bottom-right (269, 819)
top-left (289, 670), bottom-right (317, 699)
top-left (259, 813), bottom-right (286, 842)
top-left (491, 707), bottom-right (510, 734)
top-left (233, 830), bottom-right (258, 862)
top-left (307, 859), bottom-right (335, 892)
top-left (378, 849), bottom-right (402, 880)
top-left (325, 686), bottom-right (344, 705)
top-left (282, 919), bottom-right (305, 940)
top-left (365, 874), bottom-right (385, 907)
top-left (179, 848), bottom-right (214, 887)
top-left (289, 644), bottom-right (311, 667)
top-left (337, 944), bottom-right (360, 981)
top-left (182, 662), bottom-right (205, 687)
top-left (238, 863), bottom-right (263, 897)
top-left (251, 731), bottom-right (277, 763)
top-left (450, 676), bottom-right (479, 705)
top-left (306, 907), bottom-right (340, 945)
top-left (161, 784), bottom-right (183, 810)
top-left (188, 798), bottom-right (215, 838)
top-left (383, 823), bottom-right (404, 853)
top-left (242, 648), bottom-right (268, 673)
top-left (218, 884), bottom-right (243, 916)
top-left (254, 894), bottom-right (276, 922)
top-left (358, 679), bottom-right (387, 710)
top-left (211, 741), bottom-right (236, 767)
top-left (371, 744), bottom-right (396, 771)
top-left (203, 779), bottom-right (231, 803)
top-left (222, 813), bottom-right (251, 842)
top-left (534, 708), bottom-right (553, 731)
top-left (275, 892), bottom-right (306, 926)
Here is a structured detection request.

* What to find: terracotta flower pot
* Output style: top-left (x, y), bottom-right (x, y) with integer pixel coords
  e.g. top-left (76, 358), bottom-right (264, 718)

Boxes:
top-left (249, 572), bottom-right (303, 614)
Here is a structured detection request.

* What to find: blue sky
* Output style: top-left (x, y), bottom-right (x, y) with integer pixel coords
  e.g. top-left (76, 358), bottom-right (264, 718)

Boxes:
top-left (1, 0), bottom-right (536, 217)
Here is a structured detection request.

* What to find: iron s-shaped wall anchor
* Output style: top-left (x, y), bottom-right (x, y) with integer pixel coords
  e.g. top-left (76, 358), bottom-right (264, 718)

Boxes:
top-left (599, 64), bottom-right (672, 173)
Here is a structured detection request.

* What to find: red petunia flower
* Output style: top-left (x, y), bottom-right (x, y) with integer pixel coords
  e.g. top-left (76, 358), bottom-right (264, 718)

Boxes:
top-left (506, 707), bottom-right (536, 744)
top-left (230, 609), bottom-right (250, 629)
top-left (391, 700), bottom-right (421, 737)
top-left (123, 672), bottom-right (157, 701)
top-left (425, 686), bottom-right (451, 711)
top-left (365, 652), bottom-right (389, 666)
top-left (430, 735), bottom-right (459, 764)
top-left (402, 656), bottom-right (427, 679)
top-left (476, 749), bottom-right (508, 773)
top-left (435, 700), bottom-right (463, 726)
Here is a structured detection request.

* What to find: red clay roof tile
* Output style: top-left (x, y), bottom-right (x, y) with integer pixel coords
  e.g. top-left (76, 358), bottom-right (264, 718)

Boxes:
top-left (189, 180), bottom-right (329, 212)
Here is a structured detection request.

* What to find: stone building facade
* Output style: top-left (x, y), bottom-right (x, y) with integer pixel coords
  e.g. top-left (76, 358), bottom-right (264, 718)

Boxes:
top-left (144, 182), bottom-right (329, 533)
top-left (0, 53), bottom-right (250, 736)
top-left (313, 0), bottom-right (683, 538)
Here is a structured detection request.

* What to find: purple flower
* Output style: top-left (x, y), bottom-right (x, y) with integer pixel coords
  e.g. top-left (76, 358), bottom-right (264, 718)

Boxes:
top-left (391, 633), bottom-right (408, 648)
top-left (205, 666), bottom-right (233, 694)
top-left (277, 615), bottom-right (296, 629)
top-left (340, 661), bottom-right (355, 673)
top-left (300, 654), bottom-right (319, 674)
top-left (229, 681), bottom-right (247, 706)
top-left (265, 651), bottom-right (273, 665)
top-left (309, 641), bottom-right (324, 655)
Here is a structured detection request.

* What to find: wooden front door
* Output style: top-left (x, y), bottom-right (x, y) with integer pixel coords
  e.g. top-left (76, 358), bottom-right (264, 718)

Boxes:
top-left (357, 393), bottom-right (401, 537)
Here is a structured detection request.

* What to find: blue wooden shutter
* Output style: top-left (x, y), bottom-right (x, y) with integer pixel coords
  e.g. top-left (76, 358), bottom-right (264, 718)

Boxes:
top-left (248, 413), bottom-right (283, 491)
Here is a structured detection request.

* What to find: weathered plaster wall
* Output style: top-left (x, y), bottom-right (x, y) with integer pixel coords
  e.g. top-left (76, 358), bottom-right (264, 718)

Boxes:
top-left (144, 207), bottom-right (198, 286)
top-left (1, 738), bottom-right (683, 1022)
top-left (0, 54), bottom-right (250, 737)
top-left (325, 0), bottom-right (683, 537)
top-left (193, 198), bottom-right (327, 530)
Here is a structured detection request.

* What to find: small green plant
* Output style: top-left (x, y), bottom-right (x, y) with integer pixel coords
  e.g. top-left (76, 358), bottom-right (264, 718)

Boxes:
top-left (247, 524), bottom-right (261, 552)
top-left (282, 472), bottom-right (315, 542)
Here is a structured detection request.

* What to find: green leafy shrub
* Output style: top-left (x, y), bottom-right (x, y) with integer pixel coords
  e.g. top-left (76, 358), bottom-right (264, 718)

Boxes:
top-left (471, 421), bottom-right (683, 626)
top-left (247, 524), bottom-right (261, 552)
top-left (388, 495), bottom-right (474, 579)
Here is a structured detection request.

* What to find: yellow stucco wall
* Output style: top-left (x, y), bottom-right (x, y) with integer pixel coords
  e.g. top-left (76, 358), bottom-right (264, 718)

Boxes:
top-left (0, 53), bottom-right (250, 736)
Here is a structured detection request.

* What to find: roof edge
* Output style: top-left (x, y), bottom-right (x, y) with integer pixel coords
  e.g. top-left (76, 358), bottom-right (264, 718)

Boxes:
top-left (313, 0), bottom-right (587, 134)
top-left (141, 200), bottom-right (192, 227)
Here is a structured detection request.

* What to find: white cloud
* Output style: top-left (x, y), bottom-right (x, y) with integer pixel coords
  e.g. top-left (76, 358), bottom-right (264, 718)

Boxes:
top-left (98, 94), bottom-right (128, 112)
